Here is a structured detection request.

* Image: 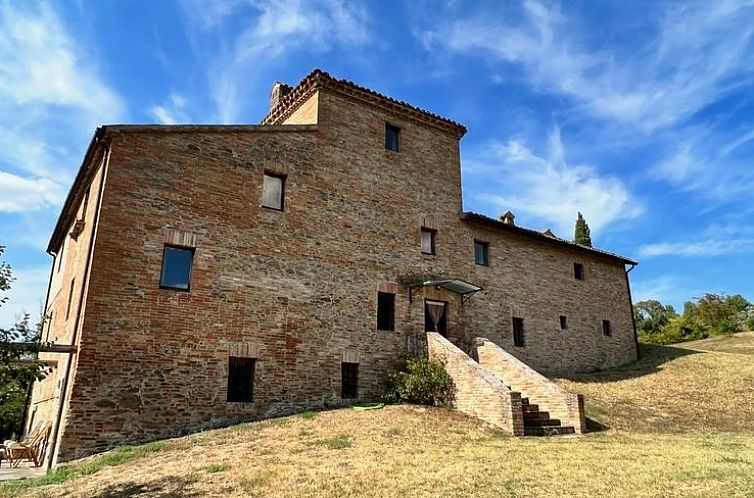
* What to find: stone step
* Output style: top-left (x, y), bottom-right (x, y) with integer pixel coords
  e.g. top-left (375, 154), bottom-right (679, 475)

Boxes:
top-left (523, 411), bottom-right (551, 421)
top-left (522, 404), bottom-right (539, 413)
top-left (524, 426), bottom-right (576, 437)
top-left (524, 418), bottom-right (562, 428)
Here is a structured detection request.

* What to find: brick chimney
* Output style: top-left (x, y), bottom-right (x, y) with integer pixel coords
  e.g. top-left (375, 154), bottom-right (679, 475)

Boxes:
top-left (500, 211), bottom-right (515, 226)
top-left (269, 82), bottom-right (293, 112)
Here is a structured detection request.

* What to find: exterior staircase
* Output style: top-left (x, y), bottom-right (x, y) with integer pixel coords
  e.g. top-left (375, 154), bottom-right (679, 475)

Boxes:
top-left (520, 397), bottom-right (576, 436)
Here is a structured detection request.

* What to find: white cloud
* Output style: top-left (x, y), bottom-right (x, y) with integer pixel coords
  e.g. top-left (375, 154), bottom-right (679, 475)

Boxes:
top-left (468, 127), bottom-right (641, 236)
top-left (0, 171), bottom-right (65, 212)
top-left (181, 0), bottom-right (370, 122)
top-left (639, 223), bottom-right (754, 259)
top-left (422, 0), bottom-right (754, 132)
top-left (0, 265), bottom-right (50, 328)
top-left (0, 1), bottom-right (124, 210)
top-left (149, 92), bottom-right (189, 124)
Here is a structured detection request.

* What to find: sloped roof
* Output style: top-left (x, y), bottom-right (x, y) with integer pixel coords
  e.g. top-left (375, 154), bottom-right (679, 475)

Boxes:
top-left (261, 69), bottom-right (467, 138)
top-left (460, 212), bottom-right (637, 265)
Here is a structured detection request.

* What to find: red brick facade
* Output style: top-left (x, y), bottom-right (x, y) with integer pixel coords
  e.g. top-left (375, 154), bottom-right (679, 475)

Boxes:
top-left (29, 70), bottom-right (637, 464)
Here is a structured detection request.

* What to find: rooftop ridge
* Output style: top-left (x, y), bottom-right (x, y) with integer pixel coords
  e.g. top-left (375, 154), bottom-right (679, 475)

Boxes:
top-left (261, 69), bottom-right (467, 138)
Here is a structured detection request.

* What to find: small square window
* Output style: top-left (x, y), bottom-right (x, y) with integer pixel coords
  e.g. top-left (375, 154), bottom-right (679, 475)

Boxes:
top-left (341, 362), bottom-right (359, 399)
top-left (421, 228), bottom-right (436, 255)
top-left (512, 317), bottom-right (525, 347)
top-left (377, 292), bottom-right (395, 331)
top-left (574, 263), bottom-right (584, 280)
top-left (227, 357), bottom-right (255, 402)
top-left (261, 172), bottom-right (285, 210)
top-left (160, 246), bottom-right (194, 291)
top-left (602, 320), bottom-right (612, 337)
top-left (385, 123), bottom-right (400, 152)
top-left (474, 241), bottom-right (489, 266)
top-left (560, 315), bottom-right (568, 330)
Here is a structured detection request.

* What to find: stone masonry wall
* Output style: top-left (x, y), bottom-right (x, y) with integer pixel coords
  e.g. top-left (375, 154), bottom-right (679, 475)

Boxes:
top-left (427, 332), bottom-right (523, 434)
top-left (475, 337), bottom-right (586, 433)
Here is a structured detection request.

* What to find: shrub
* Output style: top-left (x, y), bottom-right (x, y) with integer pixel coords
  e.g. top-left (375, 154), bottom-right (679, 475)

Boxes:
top-left (383, 356), bottom-right (454, 406)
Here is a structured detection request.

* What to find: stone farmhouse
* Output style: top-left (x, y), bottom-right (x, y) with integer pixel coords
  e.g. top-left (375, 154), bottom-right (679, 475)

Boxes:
top-left (28, 69), bottom-right (638, 466)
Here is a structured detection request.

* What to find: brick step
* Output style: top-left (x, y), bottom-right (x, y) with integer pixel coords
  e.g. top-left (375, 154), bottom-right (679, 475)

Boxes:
top-left (522, 404), bottom-right (539, 413)
top-left (524, 426), bottom-right (576, 436)
top-left (523, 418), bottom-right (562, 428)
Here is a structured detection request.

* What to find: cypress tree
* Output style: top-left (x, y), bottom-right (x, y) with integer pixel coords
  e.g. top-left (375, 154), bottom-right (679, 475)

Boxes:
top-left (574, 212), bottom-right (592, 247)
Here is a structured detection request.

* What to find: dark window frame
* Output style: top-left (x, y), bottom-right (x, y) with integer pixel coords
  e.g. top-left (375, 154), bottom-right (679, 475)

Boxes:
top-left (385, 123), bottom-right (400, 152)
top-left (512, 317), bottom-right (525, 347)
top-left (159, 245), bottom-right (195, 292)
top-left (261, 171), bottom-right (287, 211)
top-left (421, 227), bottom-right (436, 255)
top-left (227, 356), bottom-right (256, 403)
top-left (574, 262), bottom-right (585, 281)
top-left (341, 362), bottom-right (359, 399)
top-left (559, 315), bottom-right (568, 330)
top-left (474, 240), bottom-right (489, 266)
top-left (602, 319), bottom-right (612, 337)
top-left (377, 291), bottom-right (395, 331)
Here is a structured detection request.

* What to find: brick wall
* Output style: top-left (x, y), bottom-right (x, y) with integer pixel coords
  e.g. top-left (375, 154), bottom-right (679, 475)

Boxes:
top-left (475, 337), bottom-right (586, 433)
top-left (427, 332), bottom-right (524, 434)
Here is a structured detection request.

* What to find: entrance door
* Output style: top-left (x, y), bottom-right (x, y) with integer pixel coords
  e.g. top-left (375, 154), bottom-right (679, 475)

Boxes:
top-left (424, 300), bottom-right (447, 336)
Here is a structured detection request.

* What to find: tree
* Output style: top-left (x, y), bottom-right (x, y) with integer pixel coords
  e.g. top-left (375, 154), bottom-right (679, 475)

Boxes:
top-left (573, 212), bottom-right (592, 247)
top-left (0, 246), bottom-right (49, 440)
top-left (633, 300), bottom-right (678, 337)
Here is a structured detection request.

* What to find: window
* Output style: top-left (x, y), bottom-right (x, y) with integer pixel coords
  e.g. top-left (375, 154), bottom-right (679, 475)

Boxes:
top-left (377, 292), bottom-right (395, 331)
top-left (57, 238), bottom-right (65, 273)
top-left (160, 246), bottom-right (194, 291)
top-left (424, 300), bottom-right (447, 334)
top-left (65, 279), bottom-right (75, 321)
top-left (474, 241), bottom-right (489, 266)
top-left (602, 320), bottom-right (612, 337)
top-left (341, 362), bottom-right (359, 399)
top-left (560, 315), bottom-right (568, 330)
top-left (512, 317), bottom-right (525, 347)
top-left (385, 123), bottom-right (400, 151)
top-left (227, 357), bottom-right (255, 402)
top-left (81, 186), bottom-right (91, 220)
top-left (574, 263), bottom-right (584, 280)
top-left (421, 228), bottom-right (436, 255)
top-left (261, 172), bottom-right (285, 210)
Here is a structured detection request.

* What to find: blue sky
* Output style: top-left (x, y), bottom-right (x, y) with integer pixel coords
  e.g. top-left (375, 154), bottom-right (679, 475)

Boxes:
top-left (2, 0), bottom-right (754, 326)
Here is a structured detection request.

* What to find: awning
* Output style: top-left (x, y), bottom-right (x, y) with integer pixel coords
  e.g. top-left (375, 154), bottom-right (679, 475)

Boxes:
top-left (407, 278), bottom-right (482, 304)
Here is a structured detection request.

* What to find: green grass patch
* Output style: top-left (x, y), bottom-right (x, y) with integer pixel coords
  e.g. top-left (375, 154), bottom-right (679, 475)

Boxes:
top-left (241, 471), bottom-right (274, 492)
top-left (314, 434), bottom-right (352, 450)
top-left (201, 463), bottom-right (231, 473)
top-left (299, 410), bottom-right (318, 419)
top-left (0, 440), bottom-right (171, 497)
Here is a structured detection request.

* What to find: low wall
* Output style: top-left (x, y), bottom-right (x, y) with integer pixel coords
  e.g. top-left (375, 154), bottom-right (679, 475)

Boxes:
top-left (427, 332), bottom-right (524, 435)
top-left (475, 337), bottom-right (586, 433)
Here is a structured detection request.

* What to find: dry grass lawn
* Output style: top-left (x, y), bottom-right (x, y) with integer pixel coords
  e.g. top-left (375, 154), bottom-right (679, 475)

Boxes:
top-left (3, 333), bottom-right (754, 497)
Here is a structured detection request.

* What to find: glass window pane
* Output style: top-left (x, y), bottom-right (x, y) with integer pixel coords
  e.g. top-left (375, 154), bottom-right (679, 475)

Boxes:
top-left (421, 229), bottom-right (434, 254)
top-left (474, 242), bottom-right (487, 265)
top-left (262, 174), bottom-right (283, 210)
top-left (160, 247), bottom-right (193, 290)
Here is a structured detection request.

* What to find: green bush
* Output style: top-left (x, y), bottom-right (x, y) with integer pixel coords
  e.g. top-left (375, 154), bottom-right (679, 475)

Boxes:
top-left (383, 356), bottom-right (454, 406)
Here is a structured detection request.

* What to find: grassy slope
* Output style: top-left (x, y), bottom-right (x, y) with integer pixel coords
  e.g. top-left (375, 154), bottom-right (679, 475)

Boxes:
top-left (4, 333), bottom-right (754, 498)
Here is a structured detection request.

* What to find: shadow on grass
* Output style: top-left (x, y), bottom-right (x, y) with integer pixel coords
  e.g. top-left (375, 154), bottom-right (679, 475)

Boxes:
top-left (90, 474), bottom-right (202, 498)
top-left (585, 417), bottom-right (609, 433)
top-left (557, 343), bottom-right (700, 383)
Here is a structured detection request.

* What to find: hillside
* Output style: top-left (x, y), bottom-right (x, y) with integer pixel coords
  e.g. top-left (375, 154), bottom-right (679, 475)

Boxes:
top-left (3, 333), bottom-right (754, 497)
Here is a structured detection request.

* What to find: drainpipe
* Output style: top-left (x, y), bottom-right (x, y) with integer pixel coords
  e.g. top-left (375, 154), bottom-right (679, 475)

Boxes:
top-left (46, 132), bottom-right (111, 471)
top-left (625, 263), bottom-right (639, 361)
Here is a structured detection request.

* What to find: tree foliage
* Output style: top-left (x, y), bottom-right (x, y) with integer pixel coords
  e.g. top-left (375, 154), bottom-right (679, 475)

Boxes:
top-left (383, 356), bottom-right (454, 407)
top-left (0, 245), bottom-right (49, 440)
top-left (573, 212), bottom-right (592, 247)
top-left (635, 293), bottom-right (753, 345)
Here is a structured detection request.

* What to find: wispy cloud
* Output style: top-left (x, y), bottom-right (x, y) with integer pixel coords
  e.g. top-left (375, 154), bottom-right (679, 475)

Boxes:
top-left (180, 0), bottom-right (370, 122)
top-left (421, 0), bottom-right (754, 132)
top-left (0, 172), bottom-right (65, 212)
top-left (149, 92), bottom-right (190, 124)
top-left (0, 265), bottom-right (50, 326)
top-left (639, 223), bottom-right (754, 258)
top-left (468, 127), bottom-right (641, 236)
